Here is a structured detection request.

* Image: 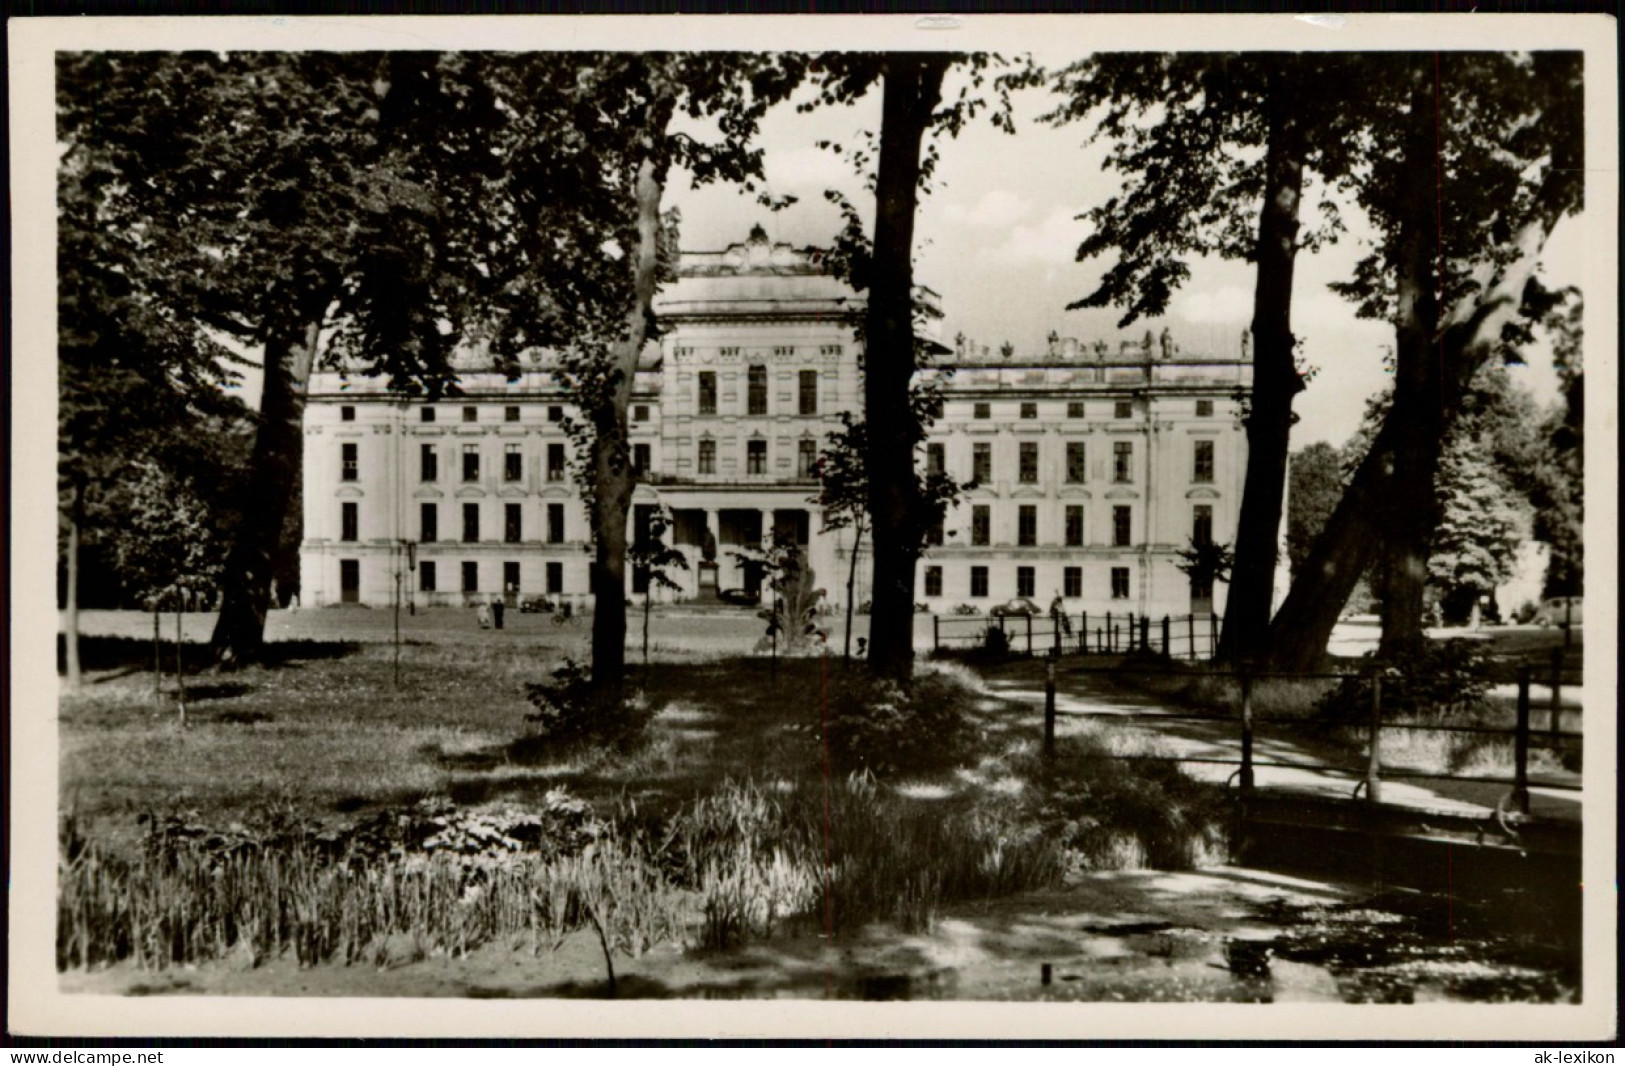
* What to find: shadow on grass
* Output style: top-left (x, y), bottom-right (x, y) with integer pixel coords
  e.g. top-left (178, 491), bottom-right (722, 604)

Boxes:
top-left (59, 634), bottom-right (362, 675)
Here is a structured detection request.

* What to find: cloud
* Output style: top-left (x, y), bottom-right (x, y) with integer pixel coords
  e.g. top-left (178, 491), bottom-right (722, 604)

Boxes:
top-left (944, 189), bottom-right (1032, 230)
top-left (1174, 285), bottom-right (1253, 324)
top-left (987, 206), bottom-right (1087, 265)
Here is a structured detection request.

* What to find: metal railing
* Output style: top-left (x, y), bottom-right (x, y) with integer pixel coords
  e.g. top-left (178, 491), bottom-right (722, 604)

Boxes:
top-left (933, 610), bottom-right (1222, 660)
top-left (1035, 653), bottom-right (1583, 819)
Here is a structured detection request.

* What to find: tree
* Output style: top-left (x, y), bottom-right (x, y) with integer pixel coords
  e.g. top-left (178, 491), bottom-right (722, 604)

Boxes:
top-left (487, 53), bottom-right (806, 704)
top-left (1285, 442), bottom-right (1345, 577)
top-left (1045, 54), bottom-right (1365, 665)
top-left (628, 507), bottom-right (689, 677)
top-left (808, 52), bottom-right (1032, 680)
top-left (811, 414), bottom-right (870, 665)
top-left (1265, 52), bottom-right (1583, 670)
top-left (58, 53), bottom-right (512, 665)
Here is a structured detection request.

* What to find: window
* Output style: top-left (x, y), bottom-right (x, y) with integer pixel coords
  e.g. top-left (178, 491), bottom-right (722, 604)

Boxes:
top-left (774, 346), bottom-right (794, 358)
top-left (341, 405), bottom-right (355, 422)
top-left (970, 566), bottom-right (989, 598)
top-left (698, 438), bottom-right (716, 475)
top-left (924, 566), bottom-right (943, 597)
top-left (1113, 441), bottom-right (1133, 483)
top-left (1112, 567), bottom-right (1130, 600)
top-left (504, 405), bottom-right (520, 423)
top-left (504, 561), bottom-right (521, 595)
top-left (504, 503), bottom-right (522, 544)
top-left (1065, 441), bottom-right (1086, 483)
top-left (798, 439), bottom-right (817, 479)
top-left (747, 438), bottom-right (766, 475)
top-left (1065, 505), bottom-right (1084, 547)
top-left (1113, 505), bottom-right (1131, 547)
top-left (547, 443), bottom-right (566, 482)
top-left (926, 516), bottom-right (944, 547)
top-left (633, 443), bottom-right (651, 478)
top-left (633, 404), bottom-right (650, 422)
top-left (462, 444), bottom-right (479, 482)
top-left (420, 443), bottom-right (437, 482)
top-left (1018, 505), bottom-right (1037, 547)
top-left (341, 502), bottom-right (358, 542)
top-left (462, 406), bottom-right (477, 423)
top-left (341, 442), bottom-right (358, 482)
top-left (720, 346), bottom-right (740, 359)
top-left (1067, 401), bottom-right (1085, 419)
top-left (547, 503), bottom-right (565, 544)
top-left (926, 443), bottom-right (945, 476)
top-left (462, 503), bottom-right (480, 543)
top-left (1019, 442), bottom-right (1039, 484)
top-left (698, 372), bottom-right (717, 415)
top-left (1114, 400), bottom-right (1132, 419)
top-left (799, 370), bottom-right (818, 415)
top-left (973, 402), bottom-right (991, 420)
top-left (547, 405), bottom-right (564, 423)
top-left (1193, 439), bottom-right (1215, 483)
top-left (972, 443), bottom-right (992, 484)
top-left (1196, 399), bottom-right (1214, 418)
top-left (820, 344), bottom-right (842, 358)
top-left (1193, 504), bottom-right (1213, 547)
top-left (971, 505), bottom-right (990, 546)
top-left (462, 561), bottom-right (479, 593)
top-left (747, 364), bottom-right (768, 415)
top-left (340, 559), bottom-right (360, 601)
top-left (1017, 566), bottom-right (1035, 598)
top-left (421, 407), bottom-right (436, 423)
top-left (420, 502), bottom-right (438, 543)
top-left (1020, 402), bottom-right (1037, 420)
top-left (546, 561), bottom-right (563, 595)
top-left (1064, 566), bottom-right (1082, 599)
top-left (504, 443), bottom-right (522, 482)
top-left (420, 561), bottom-right (436, 592)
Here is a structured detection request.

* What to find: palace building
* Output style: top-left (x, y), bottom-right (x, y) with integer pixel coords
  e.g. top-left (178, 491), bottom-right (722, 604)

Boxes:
top-left (299, 225), bottom-right (1254, 619)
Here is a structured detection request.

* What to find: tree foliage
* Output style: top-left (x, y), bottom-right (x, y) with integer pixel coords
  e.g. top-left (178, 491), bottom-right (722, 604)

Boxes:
top-left (1285, 442), bottom-right (1345, 577)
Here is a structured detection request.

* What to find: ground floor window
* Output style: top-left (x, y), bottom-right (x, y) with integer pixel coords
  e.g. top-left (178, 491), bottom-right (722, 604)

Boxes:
top-left (504, 561), bottom-right (520, 596)
top-left (1063, 566), bottom-right (1082, 598)
top-left (462, 561), bottom-right (478, 593)
top-left (340, 559), bottom-right (360, 603)
top-left (970, 566), bottom-right (989, 598)
top-left (1111, 566), bottom-right (1130, 600)
top-left (924, 565), bottom-right (942, 598)
top-left (420, 560), bottom-right (436, 592)
top-left (1016, 566), bottom-right (1035, 598)
top-left (546, 561), bottom-right (564, 595)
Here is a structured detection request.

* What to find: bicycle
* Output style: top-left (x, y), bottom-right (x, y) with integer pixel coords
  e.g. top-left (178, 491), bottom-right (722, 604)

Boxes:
top-left (551, 602), bottom-right (580, 627)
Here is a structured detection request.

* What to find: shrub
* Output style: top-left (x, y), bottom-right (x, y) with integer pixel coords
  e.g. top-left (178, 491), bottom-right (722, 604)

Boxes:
top-left (982, 624), bottom-right (1010, 657)
top-left (1316, 639), bottom-right (1493, 723)
top-left (522, 659), bottom-right (655, 756)
top-left (823, 669), bottom-right (979, 776)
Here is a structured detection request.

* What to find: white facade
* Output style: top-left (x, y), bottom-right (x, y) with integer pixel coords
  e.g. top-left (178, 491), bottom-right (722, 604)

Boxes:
top-left (300, 227), bottom-right (1254, 619)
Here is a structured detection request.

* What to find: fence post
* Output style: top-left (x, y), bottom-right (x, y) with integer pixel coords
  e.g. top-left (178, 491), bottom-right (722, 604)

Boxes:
top-left (1209, 613), bottom-right (1219, 659)
top-left (1026, 612), bottom-right (1034, 656)
top-left (1549, 646), bottom-right (1564, 737)
top-left (1140, 614), bottom-right (1150, 652)
top-left (1080, 612), bottom-right (1088, 655)
top-left (1188, 614), bottom-right (1196, 662)
top-left (1366, 676), bottom-right (1382, 805)
top-left (1239, 663), bottom-right (1255, 796)
top-left (933, 614), bottom-right (940, 654)
top-left (1106, 611), bottom-right (1113, 653)
top-left (1161, 615), bottom-right (1170, 657)
top-left (1044, 649), bottom-right (1057, 760)
top-left (1513, 666), bottom-right (1532, 815)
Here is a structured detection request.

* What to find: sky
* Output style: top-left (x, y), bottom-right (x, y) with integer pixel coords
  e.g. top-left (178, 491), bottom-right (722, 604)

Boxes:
top-left (670, 64), bottom-right (1585, 449)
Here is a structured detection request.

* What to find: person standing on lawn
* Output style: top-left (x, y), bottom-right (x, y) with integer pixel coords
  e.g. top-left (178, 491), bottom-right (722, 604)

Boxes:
top-left (476, 601), bottom-right (492, 629)
top-left (491, 596), bottom-right (505, 630)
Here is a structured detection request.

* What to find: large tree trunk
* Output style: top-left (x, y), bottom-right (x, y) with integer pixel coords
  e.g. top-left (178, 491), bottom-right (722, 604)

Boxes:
top-left (588, 153), bottom-right (664, 701)
top-left (210, 316), bottom-right (322, 665)
top-left (863, 54), bottom-right (948, 682)
top-left (63, 481), bottom-right (83, 688)
top-left (1265, 169), bottom-right (1576, 673)
top-left (1377, 67), bottom-right (1446, 659)
top-left (1217, 61), bottom-right (1306, 665)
